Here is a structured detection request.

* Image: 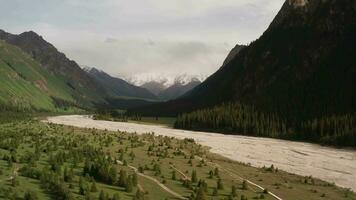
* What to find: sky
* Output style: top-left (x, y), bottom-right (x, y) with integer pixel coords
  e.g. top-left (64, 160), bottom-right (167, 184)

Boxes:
top-left (0, 0), bottom-right (284, 85)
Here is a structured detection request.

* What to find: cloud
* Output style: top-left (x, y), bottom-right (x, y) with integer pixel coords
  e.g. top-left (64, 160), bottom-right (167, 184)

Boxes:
top-left (105, 37), bottom-right (118, 43)
top-left (0, 0), bottom-right (285, 83)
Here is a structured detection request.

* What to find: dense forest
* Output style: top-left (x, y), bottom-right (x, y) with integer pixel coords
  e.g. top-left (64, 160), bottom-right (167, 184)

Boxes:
top-left (174, 103), bottom-right (356, 147)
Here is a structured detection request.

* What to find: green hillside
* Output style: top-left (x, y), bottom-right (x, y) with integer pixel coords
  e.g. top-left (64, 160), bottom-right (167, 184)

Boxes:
top-left (0, 30), bottom-right (108, 109)
top-left (0, 40), bottom-right (79, 111)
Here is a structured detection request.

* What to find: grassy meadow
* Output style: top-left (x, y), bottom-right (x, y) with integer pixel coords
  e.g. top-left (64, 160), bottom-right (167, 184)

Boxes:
top-left (0, 119), bottom-right (354, 200)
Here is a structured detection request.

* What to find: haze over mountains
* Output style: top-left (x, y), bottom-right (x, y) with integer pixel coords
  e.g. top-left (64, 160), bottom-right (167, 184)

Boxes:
top-left (83, 66), bottom-right (157, 100)
top-left (130, 0), bottom-right (356, 119)
top-left (138, 76), bottom-right (202, 101)
top-left (0, 29), bottom-right (203, 111)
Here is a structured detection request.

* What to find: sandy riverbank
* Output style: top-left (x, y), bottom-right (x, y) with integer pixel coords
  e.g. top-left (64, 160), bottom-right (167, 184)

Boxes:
top-left (45, 115), bottom-right (356, 191)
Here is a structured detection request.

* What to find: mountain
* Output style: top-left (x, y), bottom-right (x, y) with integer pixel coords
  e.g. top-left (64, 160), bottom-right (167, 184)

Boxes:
top-left (0, 30), bottom-right (107, 107)
top-left (84, 67), bottom-right (157, 100)
top-left (139, 75), bottom-right (203, 101)
top-left (0, 39), bottom-right (79, 111)
top-left (158, 78), bottom-right (201, 100)
top-left (130, 0), bottom-right (356, 119)
top-left (221, 44), bottom-right (245, 66)
top-left (140, 81), bottom-right (167, 96)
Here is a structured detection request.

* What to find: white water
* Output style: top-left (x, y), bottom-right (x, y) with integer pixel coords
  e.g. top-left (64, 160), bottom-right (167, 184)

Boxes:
top-left (45, 115), bottom-right (356, 191)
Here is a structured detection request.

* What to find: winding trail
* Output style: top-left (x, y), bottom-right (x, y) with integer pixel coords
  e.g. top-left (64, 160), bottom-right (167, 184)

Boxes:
top-left (116, 160), bottom-right (187, 200)
top-left (44, 115), bottom-right (356, 191)
top-left (208, 161), bottom-right (282, 200)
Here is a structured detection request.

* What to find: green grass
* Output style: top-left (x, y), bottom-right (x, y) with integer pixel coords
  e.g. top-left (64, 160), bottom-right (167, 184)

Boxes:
top-left (0, 120), bottom-right (354, 200)
top-left (0, 40), bottom-right (86, 112)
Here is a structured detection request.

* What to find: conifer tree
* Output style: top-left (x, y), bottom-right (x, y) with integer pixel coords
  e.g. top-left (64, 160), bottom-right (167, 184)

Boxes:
top-left (126, 177), bottom-right (133, 192)
top-left (99, 190), bottom-right (106, 200)
top-left (119, 170), bottom-right (128, 187)
top-left (132, 173), bottom-right (138, 186)
top-left (172, 170), bottom-right (176, 180)
top-left (195, 186), bottom-right (206, 200)
top-left (217, 179), bottom-right (224, 190)
top-left (191, 170), bottom-right (198, 183)
top-left (90, 181), bottom-right (98, 193)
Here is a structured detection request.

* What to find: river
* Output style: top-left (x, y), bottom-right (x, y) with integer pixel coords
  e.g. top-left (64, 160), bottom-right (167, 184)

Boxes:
top-left (44, 115), bottom-right (356, 191)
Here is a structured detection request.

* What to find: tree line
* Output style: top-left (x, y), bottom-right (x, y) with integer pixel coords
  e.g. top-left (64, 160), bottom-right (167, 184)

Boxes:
top-left (174, 103), bottom-right (356, 147)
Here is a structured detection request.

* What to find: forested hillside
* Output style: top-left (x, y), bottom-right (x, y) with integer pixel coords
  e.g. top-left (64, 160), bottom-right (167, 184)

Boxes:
top-left (130, 0), bottom-right (356, 146)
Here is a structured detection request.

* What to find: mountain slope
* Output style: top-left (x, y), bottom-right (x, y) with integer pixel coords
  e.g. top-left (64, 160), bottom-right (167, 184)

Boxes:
top-left (84, 67), bottom-right (157, 100)
top-left (0, 39), bottom-right (78, 111)
top-left (140, 81), bottom-right (167, 96)
top-left (0, 30), bottom-right (107, 107)
top-left (130, 0), bottom-right (356, 119)
top-left (158, 79), bottom-right (201, 100)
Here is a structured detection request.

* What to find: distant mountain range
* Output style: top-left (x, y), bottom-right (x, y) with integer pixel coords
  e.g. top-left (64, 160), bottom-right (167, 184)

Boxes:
top-left (83, 67), bottom-right (157, 100)
top-left (129, 0), bottom-right (356, 119)
top-left (140, 77), bottom-right (201, 101)
top-left (0, 29), bottom-right (202, 111)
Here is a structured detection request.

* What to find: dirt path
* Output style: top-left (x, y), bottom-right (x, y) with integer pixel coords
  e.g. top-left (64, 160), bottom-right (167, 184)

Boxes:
top-left (208, 161), bottom-right (282, 200)
top-left (116, 160), bottom-right (187, 200)
top-left (44, 115), bottom-right (356, 191)
top-left (170, 165), bottom-right (190, 181)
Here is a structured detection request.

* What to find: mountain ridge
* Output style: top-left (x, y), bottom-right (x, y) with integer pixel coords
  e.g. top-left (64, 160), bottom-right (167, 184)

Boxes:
top-left (129, 0), bottom-right (356, 118)
top-left (0, 29), bottom-right (107, 107)
top-left (84, 66), bottom-right (158, 100)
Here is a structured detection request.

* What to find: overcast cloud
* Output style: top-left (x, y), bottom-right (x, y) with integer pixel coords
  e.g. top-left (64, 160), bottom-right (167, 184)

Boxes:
top-left (0, 0), bottom-right (284, 84)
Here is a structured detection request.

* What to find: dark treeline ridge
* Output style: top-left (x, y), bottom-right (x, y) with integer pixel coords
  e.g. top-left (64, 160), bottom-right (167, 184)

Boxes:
top-left (93, 109), bottom-right (142, 122)
top-left (174, 103), bottom-right (356, 147)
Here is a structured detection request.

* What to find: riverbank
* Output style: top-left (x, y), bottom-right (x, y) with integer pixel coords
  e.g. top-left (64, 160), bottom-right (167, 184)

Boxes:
top-left (45, 115), bottom-right (356, 191)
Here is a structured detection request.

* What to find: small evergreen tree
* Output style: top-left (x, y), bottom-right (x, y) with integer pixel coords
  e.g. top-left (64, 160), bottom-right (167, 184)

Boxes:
top-left (172, 170), bottom-right (176, 180)
top-left (24, 190), bottom-right (38, 200)
top-left (126, 178), bottom-right (133, 192)
top-left (217, 179), bottom-right (224, 190)
top-left (119, 170), bottom-right (128, 187)
top-left (191, 170), bottom-right (198, 183)
top-left (231, 185), bottom-right (237, 197)
top-left (90, 181), bottom-right (98, 193)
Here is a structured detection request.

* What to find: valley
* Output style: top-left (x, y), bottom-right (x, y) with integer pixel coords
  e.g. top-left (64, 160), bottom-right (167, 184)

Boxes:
top-left (0, 117), bottom-right (354, 200)
top-left (46, 115), bottom-right (356, 192)
top-left (0, 0), bottom-right (355, 199)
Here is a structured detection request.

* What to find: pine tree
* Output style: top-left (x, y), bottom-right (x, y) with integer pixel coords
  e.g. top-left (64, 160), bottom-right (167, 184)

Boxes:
top-left (231, 185), bottom-right (237, 197)
top-left (126, 177), bottom-right (133, 192)
top-left (112, 193), bottom-right (120, 200)
top-left (24, 190), bottom-right (38, 200)
top-left (109, 167), bottom-right (118, 184)
top-left (132, 173), bottom-right (138, 186)
top-left (212, 187), bottom-right (218, 196)
top-left (90, 181), bottom-right (98, 193)
top-left (242, 180), bottom-right (248, 190)
top-left (119, 170), bottom-right (128, 187)
top-left (99, 190), bottom-right (106, 200)
top-left (172, 171), bottom-right (176, 180)
top-left (195, 186), bottom-right (206, 200)
top-left (214, 168), bottom-right (219, 177)
top-left (133, 188), bottom-right (145, 200)
top-left (217, 179), bottom-right (224, 190)
top-left (191, 170), bottom-right (198, 183)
